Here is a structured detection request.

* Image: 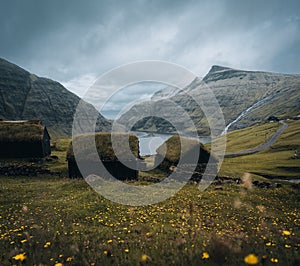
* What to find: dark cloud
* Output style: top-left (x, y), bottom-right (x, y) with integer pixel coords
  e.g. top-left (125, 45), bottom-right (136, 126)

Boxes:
top-left (0, 0), bottom-right (299, 118)
top-left (101, 82), bottom-right (166, 119)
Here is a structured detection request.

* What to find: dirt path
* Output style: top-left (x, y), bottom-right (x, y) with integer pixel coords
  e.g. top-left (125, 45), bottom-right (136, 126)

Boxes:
top-left (225, 120), bottom-right (288, 156)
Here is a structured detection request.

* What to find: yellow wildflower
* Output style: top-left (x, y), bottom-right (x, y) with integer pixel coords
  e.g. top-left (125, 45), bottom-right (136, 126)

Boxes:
top-left (244, 254), bottom-right (259, 265)
top-left (141, 254), bottom-right (149, 262)
top-left (20, 239), bottom-right (27, 243)
top-left (13, 252), bottom-right (26, 261)
top-left (44, 241), bottom-right (51, 248)
top-left (270, 258), bottom-right (279, 263)
top-left (66, 257), bottom-right (73, 262)
top-left (202, 252), bottom-right (209, 259)
top-left (285, 244), bottom-right (291, 248)
top-left (55, 263), bottom-right (63, 266)
top-left (282, 230), bottom-right (291, 236)
top-left (107, 239), bottom-right (113, 243)
top-left (124, 249), bottom-right (129, 253)
top-left (266, 242), bottom-right (271, 246)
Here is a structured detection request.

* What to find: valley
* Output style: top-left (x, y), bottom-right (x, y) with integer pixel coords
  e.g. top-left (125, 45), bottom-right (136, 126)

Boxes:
top-left (0, 58), bottom-right (299, 265)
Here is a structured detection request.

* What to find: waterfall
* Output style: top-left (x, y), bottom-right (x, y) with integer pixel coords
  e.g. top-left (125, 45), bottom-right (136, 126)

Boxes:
top-left (222, 95), bottom-right (272, 135)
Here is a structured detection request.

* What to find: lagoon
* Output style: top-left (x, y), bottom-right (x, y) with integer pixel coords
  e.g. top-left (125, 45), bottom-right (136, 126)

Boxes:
top-left (132, 131), bottom-right (211, 156)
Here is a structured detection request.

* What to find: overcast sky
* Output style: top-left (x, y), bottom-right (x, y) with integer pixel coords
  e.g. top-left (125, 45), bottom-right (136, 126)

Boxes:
top-left (0, 0), bottom-right (299, 118)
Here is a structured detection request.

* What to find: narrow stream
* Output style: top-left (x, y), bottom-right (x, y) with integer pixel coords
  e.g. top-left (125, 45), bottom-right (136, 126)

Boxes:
top-left (222, 95), bottom-right (273, 135)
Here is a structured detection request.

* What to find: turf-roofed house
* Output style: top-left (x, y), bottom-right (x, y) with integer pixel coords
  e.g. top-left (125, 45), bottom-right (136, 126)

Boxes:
top-left (0, 120), bottom-right (51, 158)
top-left (155, 135), bottom-right (218, 182)
top-left (67, 133), bottom-right (140, 180)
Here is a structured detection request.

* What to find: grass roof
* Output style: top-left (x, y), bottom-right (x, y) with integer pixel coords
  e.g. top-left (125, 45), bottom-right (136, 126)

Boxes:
top-left (67, 133), bottom-right (139, 161)
top-left (156, 135), bottom-right (211, 163)
top-left (0, 121), bottom-right (45, 142)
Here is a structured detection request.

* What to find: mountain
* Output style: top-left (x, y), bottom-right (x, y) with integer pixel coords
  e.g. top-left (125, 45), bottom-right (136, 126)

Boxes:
top-left (117, 66), bottom-right (300, 135)
top-left (151, 85), bottom-right (181, 101)
top-left (0, 58), bottom-right (111, 136)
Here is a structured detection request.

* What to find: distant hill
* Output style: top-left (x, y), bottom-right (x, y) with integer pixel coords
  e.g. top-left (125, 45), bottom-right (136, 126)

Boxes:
top-left (117, 65), bottom-right (300, 135)
top-left (0, 58), bottom-right (111, 136)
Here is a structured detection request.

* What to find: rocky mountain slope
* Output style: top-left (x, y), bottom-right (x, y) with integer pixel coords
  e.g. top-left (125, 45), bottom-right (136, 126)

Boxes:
top-left (0, 58), bottom-right (111, 136)
top-left (117, 66), bottom-right (300, 135)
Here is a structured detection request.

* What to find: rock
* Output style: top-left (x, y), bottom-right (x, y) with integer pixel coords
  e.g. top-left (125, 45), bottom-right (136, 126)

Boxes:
top-left (253, 180), bottom-right (260, 186)
top-left (215, 185), bottom-right (223, 190)
top-left (252, 180), bottom-right (272, 189)
top-left (0, 161), bottom-right (60, 176)
top-left (0, 57), bottom-right (111, 136)
top-left (267, 115), bottom-right (279, 122)
top-left (118, 66), bottom-right (300, 135)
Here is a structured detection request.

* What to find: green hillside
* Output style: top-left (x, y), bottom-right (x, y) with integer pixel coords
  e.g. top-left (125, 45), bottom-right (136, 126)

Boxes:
top-left (218, 120), bottom-right (300, 179)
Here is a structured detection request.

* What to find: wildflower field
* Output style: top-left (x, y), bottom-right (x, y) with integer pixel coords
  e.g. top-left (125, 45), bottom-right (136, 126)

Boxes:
top-left (1, 121), bottom-right (300, 265)
top-left (0, 175), bottom-right (299, 265)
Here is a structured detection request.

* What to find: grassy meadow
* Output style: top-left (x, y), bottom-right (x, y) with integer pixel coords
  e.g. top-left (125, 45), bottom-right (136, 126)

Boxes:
top-left (1, 176), bottom-right (299, 265)
top-left (218, 120), bottom-right (300, 179)
top-left (221, 122), bottom-right (281, 153)
top-left (0, 121), bottom-right (299, 265)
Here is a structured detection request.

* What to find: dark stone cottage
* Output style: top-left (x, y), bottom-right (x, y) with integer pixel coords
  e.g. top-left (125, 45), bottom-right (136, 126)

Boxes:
top-left (0, 120), bottom-right (51, 158)
top-left (66, 133), bottom-right (139, 180)
top-left (155, 135), bottom-right (218, 182)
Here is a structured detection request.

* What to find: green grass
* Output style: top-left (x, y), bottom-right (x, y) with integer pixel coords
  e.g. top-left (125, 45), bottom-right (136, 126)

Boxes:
top-left (223, 122), bottom-right (280, 152)
top-left (157, 135), bottom-right (211, 163)
top-left (207, 122), bottom-right (280, 153)
top-left (0, 176), bottom-right (299, 265)
top-left (1, 121), bottom-right (300, 265)
top-left (45, 138), bottom-right (71, 175)
top-left (218, 120), bottom-right (300, 179)
top-left (0, 121), bottom-right (44, 142)
top-left (67, 133), bottom-right (139, 161)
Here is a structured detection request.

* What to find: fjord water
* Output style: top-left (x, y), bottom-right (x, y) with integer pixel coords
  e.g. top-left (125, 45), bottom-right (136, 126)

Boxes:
top-left (133, 131), bottom-right (211, 156)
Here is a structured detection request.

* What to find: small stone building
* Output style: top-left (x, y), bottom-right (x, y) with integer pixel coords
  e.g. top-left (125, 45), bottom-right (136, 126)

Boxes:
top-left (155, 135), bottom-right (218, 182)
top-left (66, 133), bottom-right (140, 180)
top-left (0, 120), bottom-right (51, 158)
